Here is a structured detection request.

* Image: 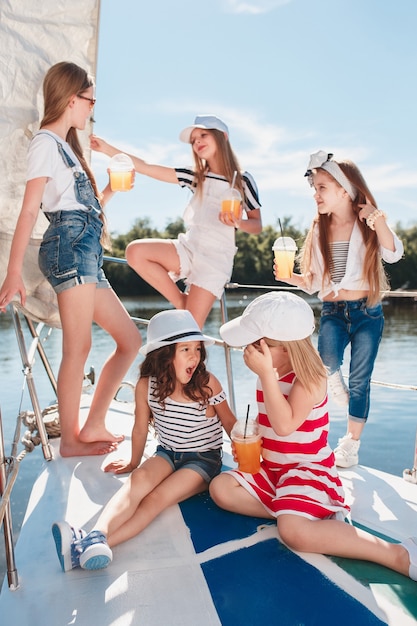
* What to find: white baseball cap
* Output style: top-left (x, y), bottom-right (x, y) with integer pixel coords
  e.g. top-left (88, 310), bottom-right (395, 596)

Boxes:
top-left (139, 309), bottom-right (215, 356)
top-left (220, 292), bottom-right (315, 347)
top-left (179, 114), bottom-right (229, 143)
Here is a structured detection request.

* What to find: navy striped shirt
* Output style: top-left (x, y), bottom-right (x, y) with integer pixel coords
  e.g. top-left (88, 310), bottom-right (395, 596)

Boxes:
top-left (175, 167), bottom-right (261, 213)
top-left (148, 377), bottom-right (226, 451)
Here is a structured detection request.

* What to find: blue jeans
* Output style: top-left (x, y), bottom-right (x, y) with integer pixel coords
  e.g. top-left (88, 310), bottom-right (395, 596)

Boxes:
top-left (39, 209), bottom-right (110, 294)
top-left (155, 445), bottom-right (222, 483)
top-left (318, 298), bottom-right (384, 422)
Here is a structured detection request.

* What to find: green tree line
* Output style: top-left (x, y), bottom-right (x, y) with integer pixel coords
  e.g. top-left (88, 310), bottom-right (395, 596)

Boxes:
top-left (105, 217), bottom-right (417, 296)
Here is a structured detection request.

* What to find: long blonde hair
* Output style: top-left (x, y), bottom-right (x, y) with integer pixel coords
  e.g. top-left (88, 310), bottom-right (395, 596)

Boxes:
top-left (41, 62), bottom-right (111, 250)
top-left (190, 129), bottom-right (245, 200)
top-left (267, 337), bottom-right (327, 394)
top-left (300, 161), bottom-right (389, 306)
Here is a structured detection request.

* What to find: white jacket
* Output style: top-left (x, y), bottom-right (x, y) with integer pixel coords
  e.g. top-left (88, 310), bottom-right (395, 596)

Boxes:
top-left (303, 221), bottom-right (404, 300)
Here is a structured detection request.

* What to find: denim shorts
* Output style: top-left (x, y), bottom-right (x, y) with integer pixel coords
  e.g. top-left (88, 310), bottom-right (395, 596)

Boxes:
top-left (39, 209), bottom-right (110, 294)
top-left (155, 445), bottom-right (222, 483)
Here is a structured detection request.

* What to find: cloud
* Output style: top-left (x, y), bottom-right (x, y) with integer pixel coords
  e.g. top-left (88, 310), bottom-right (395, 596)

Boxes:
top-left (221, 0), bottom-right (293, 14)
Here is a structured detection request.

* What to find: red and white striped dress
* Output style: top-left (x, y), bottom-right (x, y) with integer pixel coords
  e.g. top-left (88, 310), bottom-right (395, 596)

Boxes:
top-left (227, 371), bottom-right (350, 520)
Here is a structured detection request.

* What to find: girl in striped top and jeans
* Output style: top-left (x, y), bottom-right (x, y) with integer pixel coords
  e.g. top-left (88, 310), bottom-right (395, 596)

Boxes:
top-left (52, 309), bottom-right (236, 571)
top-left (209, 292), bottom-right (417, 583)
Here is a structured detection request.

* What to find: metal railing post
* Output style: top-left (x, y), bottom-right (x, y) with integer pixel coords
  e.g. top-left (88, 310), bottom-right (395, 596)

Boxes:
top-left (0, 406), bottom-right (19, 589)
top-left (11, 305), bottom-right (53, 461)
top-left (219, 291), bottom-right (236, 415)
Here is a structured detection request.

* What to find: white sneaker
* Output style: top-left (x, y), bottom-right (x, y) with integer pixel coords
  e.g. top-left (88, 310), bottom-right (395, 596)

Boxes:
top-left (334, 434), bottom-right (360, 468)
top-left (328, 370), bottom-right (349, 406)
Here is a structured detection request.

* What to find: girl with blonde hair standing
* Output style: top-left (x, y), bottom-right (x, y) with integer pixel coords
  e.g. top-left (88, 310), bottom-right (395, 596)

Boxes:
top-left (0, 61), bottom-right (141, 457)
top-left (274, 151), bottom-right (403, 467)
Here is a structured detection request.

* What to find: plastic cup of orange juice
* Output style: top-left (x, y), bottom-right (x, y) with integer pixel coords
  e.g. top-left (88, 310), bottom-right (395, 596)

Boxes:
top-left (221, 187), bottom-right (242, 220)
top-left (272, 237), bottom-right (297, 279)
top-left (109, 153), bottom-right (134, 192)
top-left (231, 419), bottom-right (261, 474)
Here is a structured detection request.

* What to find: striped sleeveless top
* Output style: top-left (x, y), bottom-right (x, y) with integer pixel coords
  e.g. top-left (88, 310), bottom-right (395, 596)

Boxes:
top-left (258, 371), bottom-right (334, 468)
top-left (226, 371), bottom-right (349, 520)
top-left (148, 377), bottom-right (225, 452)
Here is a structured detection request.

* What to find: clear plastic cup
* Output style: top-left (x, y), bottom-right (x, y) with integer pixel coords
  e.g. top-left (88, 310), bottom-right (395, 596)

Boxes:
top-left (109, 153), bottom-right (134, 192)
top-left (272, 237), bottom-right (297, 279)
top-left (231, 419), bottom-right (261, 474)
top-left (221, 187), bottom-right (242, 220)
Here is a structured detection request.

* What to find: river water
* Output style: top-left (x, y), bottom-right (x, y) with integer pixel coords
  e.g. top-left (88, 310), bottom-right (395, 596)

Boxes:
top-left (1, 292), bottom-right (416, 582)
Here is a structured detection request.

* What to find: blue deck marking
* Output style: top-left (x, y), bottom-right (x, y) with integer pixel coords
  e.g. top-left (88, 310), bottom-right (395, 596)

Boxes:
top-left (179, 491), bottom-right (271, 553)
top-left (180, 493), bottom-right (388, 626)
top-left (202, 540), bottom-right (387, 626)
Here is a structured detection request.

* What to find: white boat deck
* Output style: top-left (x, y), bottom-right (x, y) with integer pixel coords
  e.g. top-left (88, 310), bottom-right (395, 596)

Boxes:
top-left (1, 395), bottom-right (417, 625)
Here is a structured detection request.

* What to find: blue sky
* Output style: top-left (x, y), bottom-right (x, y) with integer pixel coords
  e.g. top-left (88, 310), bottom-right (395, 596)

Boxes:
top-left (91, 0), bottom-right (417, 236)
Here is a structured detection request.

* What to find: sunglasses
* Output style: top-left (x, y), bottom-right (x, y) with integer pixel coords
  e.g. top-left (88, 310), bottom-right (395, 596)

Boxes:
top-left (77, 94), bottom-right (96, 109)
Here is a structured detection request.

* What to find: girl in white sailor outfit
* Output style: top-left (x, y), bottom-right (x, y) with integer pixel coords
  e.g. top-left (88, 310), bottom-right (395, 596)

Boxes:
top-left (90, 114), bottom-right (262, 328)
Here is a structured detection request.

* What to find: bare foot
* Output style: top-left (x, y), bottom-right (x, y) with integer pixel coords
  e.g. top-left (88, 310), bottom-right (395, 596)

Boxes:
top-left (59, 440), bottom-right (119, 457)
top-left (78, 426), bottom-right (125, 444)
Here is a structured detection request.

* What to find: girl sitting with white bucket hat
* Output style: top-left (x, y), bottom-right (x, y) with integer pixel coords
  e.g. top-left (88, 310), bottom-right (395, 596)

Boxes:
top-left (52, 309), bottom-right (236, 571)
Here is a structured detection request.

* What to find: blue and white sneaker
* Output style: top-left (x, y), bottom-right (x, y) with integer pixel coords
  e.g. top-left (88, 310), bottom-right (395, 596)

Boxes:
top-left (52, 521), bottom-right (87, 572)
top-left (52, 523), bottom-right (113, 572)
top-left (77, 530), bottom-right (113, 570)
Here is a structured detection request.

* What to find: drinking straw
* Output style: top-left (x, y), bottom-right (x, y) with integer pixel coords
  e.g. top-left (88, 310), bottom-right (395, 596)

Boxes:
top-left (231, 170), bottom-right (237, 190)
top-left (243, 404), bottom-right (250, 438)
top-left (278, 217), bottom-right (289, 274)
top-left (278, 217), bottom-right (285, 242)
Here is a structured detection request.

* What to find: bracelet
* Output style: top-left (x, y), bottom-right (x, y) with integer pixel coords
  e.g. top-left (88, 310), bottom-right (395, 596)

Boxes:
top-left (366, 208), bottom-right (386, 231)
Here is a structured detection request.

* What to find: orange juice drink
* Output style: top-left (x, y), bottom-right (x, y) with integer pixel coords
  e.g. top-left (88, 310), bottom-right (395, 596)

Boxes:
top-left (231, 419), bottom-right (261, 474)
top-left (110, 170), bottom-right (133, 192)
top-left (233, 435), bottom-right (262, 473)
top-left (221, 198), bottom-right (242, 220)
top-left (273, 248), bottom-right (296, 279)
top-left (272, 237), bottom-right (297, 279)
top-left (221, 187), bottom-right (242, 220)
top-left (108, 153), bottom-right (134, 192)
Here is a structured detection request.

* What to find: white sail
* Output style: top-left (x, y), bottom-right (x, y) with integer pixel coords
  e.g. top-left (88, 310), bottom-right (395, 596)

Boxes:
top-left (0, 1), bottom-right (100, 324)
top-left (0, 0), bottom-right (100, 236)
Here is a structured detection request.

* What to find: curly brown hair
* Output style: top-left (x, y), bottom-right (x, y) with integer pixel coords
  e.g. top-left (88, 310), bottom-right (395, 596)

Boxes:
top-left (140, 342), bottom-right (212, 409)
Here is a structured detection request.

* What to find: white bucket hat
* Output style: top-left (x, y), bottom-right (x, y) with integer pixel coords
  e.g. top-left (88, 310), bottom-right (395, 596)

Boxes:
top-left (220, 292), bottom-right (315, 347)
top-left (179, 114), bottom-right (229, 143)
top-left (139, 309), bottom-right (215, 356)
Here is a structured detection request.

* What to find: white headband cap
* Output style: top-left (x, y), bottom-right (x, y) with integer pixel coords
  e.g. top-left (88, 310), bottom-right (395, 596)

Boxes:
top-left (305, 150), bottom-right (357, 201)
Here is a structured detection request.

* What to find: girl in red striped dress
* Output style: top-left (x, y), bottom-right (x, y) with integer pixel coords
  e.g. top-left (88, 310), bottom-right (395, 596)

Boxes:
top-left (209, 291), bottom-right (417, 581)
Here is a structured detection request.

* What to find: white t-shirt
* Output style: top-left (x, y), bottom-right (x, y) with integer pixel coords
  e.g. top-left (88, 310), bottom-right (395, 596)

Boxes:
top-left (26, 130), bottom-right (88, 213)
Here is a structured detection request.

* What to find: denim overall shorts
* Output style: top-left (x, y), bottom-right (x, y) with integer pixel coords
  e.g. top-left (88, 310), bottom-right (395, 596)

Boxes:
top-left (38, 135), bottom-right (110, 294)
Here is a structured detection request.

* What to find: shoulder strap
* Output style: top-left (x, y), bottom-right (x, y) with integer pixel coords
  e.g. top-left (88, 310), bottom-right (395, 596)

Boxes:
top-left (35, 130), bottom-right (76, 169)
